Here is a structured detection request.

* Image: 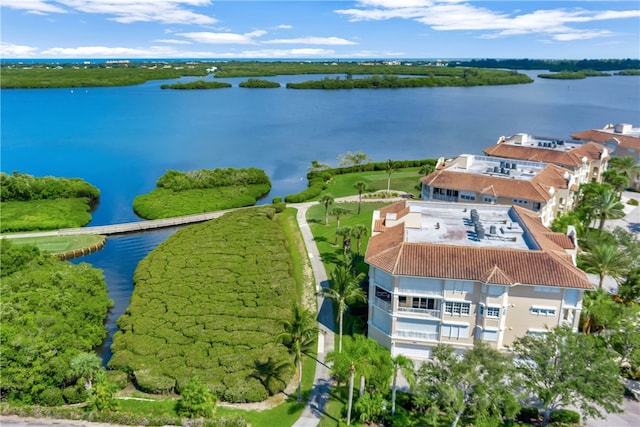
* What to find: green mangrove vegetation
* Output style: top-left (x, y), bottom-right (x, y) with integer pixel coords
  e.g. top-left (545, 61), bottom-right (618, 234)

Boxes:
top-left (133, 168), bottom-right (271, 219)
top-left (108, 207), bottom-right (300, 402)
top-left (160, 80), bottom-right (232, 90)
top-left (0, 239), bottom-right (112, 405)
top-left (239, 78), bottom-right (281, 88)
top-left (454, 58), bottom-right (640, 72)
top-left (1, 62), bottom-right (213, 88)
top-left (615, 69), bottom-right (640, 76)
top-left (0, 172), bottom-right (100, 232)
top-left (3, 60), bottom-right (536, 89)
top-left (286, 69), bottom-right (532, 89)
top-left (538, 70), bottom-right (611, 79)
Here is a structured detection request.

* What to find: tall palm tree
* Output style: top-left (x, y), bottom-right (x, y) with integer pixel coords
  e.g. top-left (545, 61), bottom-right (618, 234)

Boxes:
top-left (353, 181), bottom-right (367, 214)
top-left (385, 159), bottom-right (397, 194)
top-left (276, 304), bottom-right (318, 402)
top-left (579, 243), bottom-right (628, 288)
top-left (390, 354), bottom-right (414, 416)
top-left (350, 224), bottom-right (369, 256)
top-left (590, 189), bottom-right (625, 233)
top-left (319, 194), bottom-right (334, 225)
top-left (331, 207), bottom-right (351, 245)
top-left (319, 264), bottom-right (366, 353)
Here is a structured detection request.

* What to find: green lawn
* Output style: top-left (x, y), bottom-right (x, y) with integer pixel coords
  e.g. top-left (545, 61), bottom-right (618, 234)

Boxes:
top-left (0, 198), bottom-right (94, 232)
top-left (322, 167), bottom-right (424, 199)
top-left (3, 234), bottom-right (105, 255)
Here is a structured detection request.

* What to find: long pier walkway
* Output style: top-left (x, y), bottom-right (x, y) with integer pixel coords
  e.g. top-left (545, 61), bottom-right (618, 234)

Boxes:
top-left (2, 209), bottom-right (239, 239)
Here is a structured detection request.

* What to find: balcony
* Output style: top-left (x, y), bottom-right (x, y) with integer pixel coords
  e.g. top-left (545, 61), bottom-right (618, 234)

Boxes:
top-left (373, 296), bottom-right (392, 311)
top-left (395, 329), bottom-right (439, 341)
top-left (397, 306), bottom-right (441, 319)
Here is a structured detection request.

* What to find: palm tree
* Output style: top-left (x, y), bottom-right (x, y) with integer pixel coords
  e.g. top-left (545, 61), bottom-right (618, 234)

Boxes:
top-left (319, 265), bottom-right (366, 353)
top-left (350, 224), bottom-right (369, 256)
top-left (353, 181), bottom-right (367, 214)
top-left (336, 226), bottom-right (353, 256)
top-left (319, 194), bottom-right (334, 225)
top-left (579, 243), bottom-right (628, 288)
top-left (331, 207), bottom-right (351, 245)
top-left (608, 156), bottom-right (640, 189)
top-left (390, 354), bottom-right (414, 416)
top-left (590, 189), bottom-right (625, 233)
top-left (385, 158), bottom-right (397, 194)
top-left (580, 289), bottom-right (619, 334)
top-left (276, 304), bottom-right (318, 402)
top-left (69, 352), bottom-right (103, 390)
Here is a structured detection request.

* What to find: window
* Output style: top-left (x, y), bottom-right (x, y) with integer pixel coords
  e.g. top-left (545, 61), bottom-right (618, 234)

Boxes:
top-left (478, 328), bottom-right (498, 341)
top-left (513, 198), bottom-right (528, 205)
top-left (486, 306), bottom-right (500, 318)
top-left (444, 301), bottom-right (471, 316)
top-left (399, 296), bottom-right (439, 311)
top-left (441, 323), bottom-right (469, 339)
top-left (460, 194), bottom-right (476, 201)
top-left (483, 196), bottom-right (494, 203)
top-left (531, 306), bottom-right (556, 316)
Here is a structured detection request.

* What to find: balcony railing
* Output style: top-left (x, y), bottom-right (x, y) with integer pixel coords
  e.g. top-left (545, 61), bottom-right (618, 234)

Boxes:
top-left (432, 194), bottom-right (458, 202)
top-left (395, 329), bottom-right (439, 341)
top-left (397, 307), bottom-right (441, 318)
top-left (373, 296), bottom-right (392, 311)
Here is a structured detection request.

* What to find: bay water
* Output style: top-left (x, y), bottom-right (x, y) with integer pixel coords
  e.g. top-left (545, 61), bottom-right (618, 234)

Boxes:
top-left (2, 70), bottom-right (638, 361)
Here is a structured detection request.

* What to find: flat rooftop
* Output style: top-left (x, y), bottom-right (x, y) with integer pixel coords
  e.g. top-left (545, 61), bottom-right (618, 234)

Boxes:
top-left (386, 201), bottom-right (534, 250)
top-left (445, 154), bottom-right (547, 181)
top-left (502, 133), bottom-right (586, 152)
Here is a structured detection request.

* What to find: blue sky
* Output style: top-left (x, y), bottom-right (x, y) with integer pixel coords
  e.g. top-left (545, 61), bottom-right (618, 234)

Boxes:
top-left (1, 1), bottom-right (639, 59)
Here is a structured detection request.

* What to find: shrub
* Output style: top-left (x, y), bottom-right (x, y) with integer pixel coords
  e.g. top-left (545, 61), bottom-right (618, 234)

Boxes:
top-left (37, 388), bottom-right (65, 406)
top-left (273, 202), bottom-right (286, 213)
top-left (62, 385), bottom-right (87, 404)
top-left (550, 408), bottom-right (580, 424)
top-left (517, 406), bottom-right (539, 423)
top-left (176, 378), bottom-right (217, 418)
top-left (105, 370), bottom-right (129, 390)
top-left (628, 198), bottom-right (639, 206)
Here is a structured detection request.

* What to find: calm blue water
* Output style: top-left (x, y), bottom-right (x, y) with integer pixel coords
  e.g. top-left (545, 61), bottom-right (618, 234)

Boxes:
top-left (2, 70), bottom-right (639, 362)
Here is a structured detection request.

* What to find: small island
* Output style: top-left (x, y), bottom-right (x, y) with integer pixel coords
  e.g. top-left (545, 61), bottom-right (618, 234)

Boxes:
top-left (538, 70), bottom-right (611, 80)
top-left (239, 78), bottom-right (281, 88)
top-left (0, 172), bottom-right (100, 232)
top-left (133, 167), bottom-right (272, 219)
top-left (160, 80), bottom-right (232, 90)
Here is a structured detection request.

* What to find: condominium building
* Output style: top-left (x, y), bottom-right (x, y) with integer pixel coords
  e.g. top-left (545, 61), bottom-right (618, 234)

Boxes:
top-left (420, 154), bottom-right (578, 226)
top-left (365, 200), bottom-right (593, 360)
top-left (483, 133), bottom-right (609, 184)
top-left (571, 123), bottom-right (640, 163)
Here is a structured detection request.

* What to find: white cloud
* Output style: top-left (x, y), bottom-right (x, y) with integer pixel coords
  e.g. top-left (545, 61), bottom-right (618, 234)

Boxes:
top-left (1, 0), bottom-right (67, 14)
top-left (263, 36), bottom-right (357, 46)
top-left (1, 1), bottom-right (217, 25)
top-left (178, 30), bottom-right (266, 44)
top-left (153, 39), bottom-right (192, 45)
top-left (0, 42), bottom-right (40, 57)
top-left (275, 24), bottom-right (292, 30)
top-left (336, 1), bottom-right (640, 41)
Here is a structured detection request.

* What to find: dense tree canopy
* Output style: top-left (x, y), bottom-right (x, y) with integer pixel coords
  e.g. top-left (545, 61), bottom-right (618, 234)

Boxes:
top-left (0, 172), bottom-right (99, 202)
top-left (511, 327), bottom-right (624, 427)
top-left (0, 240), bottom-right (111, 404)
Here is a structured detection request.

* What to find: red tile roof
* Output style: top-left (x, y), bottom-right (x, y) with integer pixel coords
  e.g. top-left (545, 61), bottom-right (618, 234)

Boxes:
top-left (365, 204), bottom-right (591, 289)
top-left (571, 129), bottom-right (640, 152)
top-left (483, 141), bottom-right (608, 167)
top-left (420, 163), bottom-right (572, 202)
